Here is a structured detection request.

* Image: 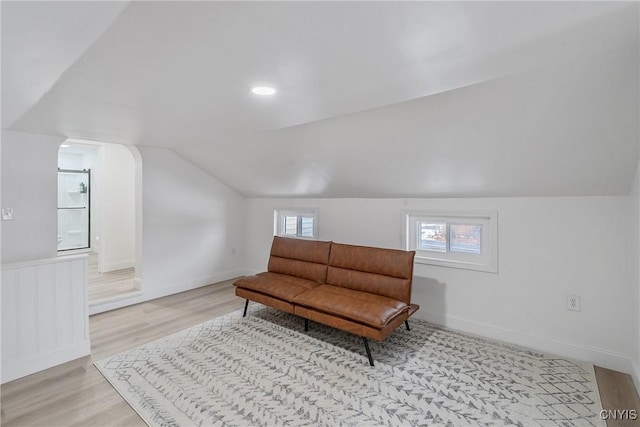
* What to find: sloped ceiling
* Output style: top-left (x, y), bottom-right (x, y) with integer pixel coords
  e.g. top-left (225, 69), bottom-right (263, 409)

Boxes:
top-left (2, 1), bottom-right (638, 197)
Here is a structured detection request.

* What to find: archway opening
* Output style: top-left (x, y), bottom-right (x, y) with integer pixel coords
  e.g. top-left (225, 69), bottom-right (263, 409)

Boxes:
top-left (58, 139), bottom-right (143, 306)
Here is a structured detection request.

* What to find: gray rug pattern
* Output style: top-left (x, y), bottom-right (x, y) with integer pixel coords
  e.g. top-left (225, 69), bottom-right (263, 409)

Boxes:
top-left (95, 306), bottom-right (604, 426)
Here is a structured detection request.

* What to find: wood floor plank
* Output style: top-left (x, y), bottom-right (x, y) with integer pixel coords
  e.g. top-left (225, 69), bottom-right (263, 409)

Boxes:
top-left (87, 253), bottom-right (137, 302)
top-left (596, 366), bottom-right (640, 427)
top-left (1, 278), bottom-right (638, 426)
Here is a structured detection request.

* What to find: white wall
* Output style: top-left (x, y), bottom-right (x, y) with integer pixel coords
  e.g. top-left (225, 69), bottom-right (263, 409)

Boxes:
top-left (137, 147), bottom-right (245, 300)
top-left (98, 143), bottom-right (136, 272)
top-left (58, 146), bottom-right (99, 171)
top-left (1, 131), bottom-right (63, 263)
top-left (245, 196), bottom-right (635, 373)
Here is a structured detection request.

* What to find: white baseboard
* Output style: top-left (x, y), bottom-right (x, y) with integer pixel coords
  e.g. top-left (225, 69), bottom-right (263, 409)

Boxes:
top-left (415, 309), bottom-right (635, 375)
top-left (100, 259), bottom-right (135, 273)
top-left (244, 268), bottom-right (262, 276)
top-left (2, 340), bottom-right (91, 384)
top-left (89, 291), bottom-right (145, 315)
top-left (143, 269), bottom-right (246, 301)
top-left (89, 269), bottom-right (246, 315)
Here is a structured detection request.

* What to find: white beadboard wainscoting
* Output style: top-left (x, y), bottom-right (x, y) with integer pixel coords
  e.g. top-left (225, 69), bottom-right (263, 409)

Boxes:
top-left (1, 254), bottom-right (90, 383)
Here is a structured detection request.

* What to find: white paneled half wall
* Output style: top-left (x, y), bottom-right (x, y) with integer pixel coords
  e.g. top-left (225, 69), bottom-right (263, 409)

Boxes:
top-left (1, 254), bottom-right (90, 383)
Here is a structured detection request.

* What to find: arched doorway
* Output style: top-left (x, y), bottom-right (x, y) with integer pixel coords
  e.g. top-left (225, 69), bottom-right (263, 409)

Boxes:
top-left (58, 139), bottom-right (143, 307)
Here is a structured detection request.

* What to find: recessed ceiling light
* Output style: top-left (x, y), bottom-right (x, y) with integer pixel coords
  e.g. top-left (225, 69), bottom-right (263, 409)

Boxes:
top-left (251, 86), bottom-right (276, 96)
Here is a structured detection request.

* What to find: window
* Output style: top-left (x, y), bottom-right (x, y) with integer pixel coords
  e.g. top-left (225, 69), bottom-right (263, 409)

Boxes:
top-left (405, 211), bottom-right (497, 273)
top-left (274, 209), bottom-right (318, 239)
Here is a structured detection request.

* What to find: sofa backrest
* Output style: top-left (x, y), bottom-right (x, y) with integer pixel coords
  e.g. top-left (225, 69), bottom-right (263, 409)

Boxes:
top-left (268, 236), bottom-right (332, 283)
top-left (326, 242), bottom-right (415, 304)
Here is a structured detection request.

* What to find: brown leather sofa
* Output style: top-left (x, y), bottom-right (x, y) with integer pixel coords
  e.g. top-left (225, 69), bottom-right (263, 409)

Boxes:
top-left (234, 236), bottom-right (419, 365)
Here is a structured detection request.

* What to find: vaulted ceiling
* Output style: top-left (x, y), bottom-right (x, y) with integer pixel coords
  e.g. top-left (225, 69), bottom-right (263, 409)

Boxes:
top-left (3, 1), bottom-right (638, 197)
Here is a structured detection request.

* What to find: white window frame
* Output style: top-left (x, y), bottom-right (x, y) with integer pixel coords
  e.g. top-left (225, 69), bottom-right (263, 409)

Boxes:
top-left (404, 210), bottom-right (498, 273)
top-left (274, 208), bottom-right (318, 240)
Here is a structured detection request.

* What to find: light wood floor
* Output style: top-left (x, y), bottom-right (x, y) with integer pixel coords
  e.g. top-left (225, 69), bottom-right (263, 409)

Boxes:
top-left (88, 253), bottom-right (137, 302)
top-left (2, 280), bottom-right (639, 427)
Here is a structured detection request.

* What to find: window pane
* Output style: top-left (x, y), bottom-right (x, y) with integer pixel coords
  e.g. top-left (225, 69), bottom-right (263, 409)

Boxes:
top-left (418, 222), bottom-right (446, 252)
top-left (284, 216), bottom-right (298, 235)
top-left (449, 224), bottom-right (482, 254)
top-left (300, 217), bottom-right (314, 237)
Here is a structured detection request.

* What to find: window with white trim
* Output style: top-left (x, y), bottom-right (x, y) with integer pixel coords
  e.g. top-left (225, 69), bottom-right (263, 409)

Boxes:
top-left (274, 209), bottom-right (318, 239)
top-left (405, 211), bottom-right (498, 273)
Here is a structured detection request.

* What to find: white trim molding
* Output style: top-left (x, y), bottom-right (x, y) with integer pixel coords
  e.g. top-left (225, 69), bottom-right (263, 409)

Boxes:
top-left (89, 269), bottom-right (246, 315)
top-left (274, 208), bottom-right (319, 240)
top-left (404, 210), bottom-right (498, 273)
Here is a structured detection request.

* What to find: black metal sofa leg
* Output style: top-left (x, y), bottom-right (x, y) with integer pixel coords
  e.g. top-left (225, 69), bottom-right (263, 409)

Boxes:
top-left (362, 337), bottom-right (374, 366)
top-left (304, 318), bottom-right (309, 332)
top-left (405, 320), bottom-right (411, 331)
top-left (243, 299), bottom-right (249, 317)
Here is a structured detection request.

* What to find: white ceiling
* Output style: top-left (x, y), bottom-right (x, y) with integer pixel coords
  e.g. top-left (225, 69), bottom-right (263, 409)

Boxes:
top-left (2, 1), bottom-right (639, 198)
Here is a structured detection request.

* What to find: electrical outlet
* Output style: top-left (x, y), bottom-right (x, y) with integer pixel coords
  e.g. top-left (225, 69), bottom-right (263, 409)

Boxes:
top-left (567, 294), bottom-right (581, 312)
top-left (2, 207), bottom-right (13, 220)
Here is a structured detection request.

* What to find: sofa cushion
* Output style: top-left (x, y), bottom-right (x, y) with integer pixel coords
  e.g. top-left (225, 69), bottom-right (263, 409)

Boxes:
top-left (293, 285), bottom-right (408, 328)
top-left (234, 272), bottom-right (321, 303)
top-left (328, 242), bottom-right (414, 279)
top-left (327, 243), bottom-right (415, 303)
top-left (268, 236), bottom-right (332, 283)
top-left (326, 267), bottom-right (413, 305)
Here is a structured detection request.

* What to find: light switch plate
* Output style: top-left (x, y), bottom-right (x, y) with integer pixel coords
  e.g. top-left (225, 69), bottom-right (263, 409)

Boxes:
top-left (2, 207), bottom-right (14, 220)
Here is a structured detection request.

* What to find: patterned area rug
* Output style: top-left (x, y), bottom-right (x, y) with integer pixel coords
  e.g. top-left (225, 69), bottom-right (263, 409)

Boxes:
top-left (95, 306), bottom-right (604, 426)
